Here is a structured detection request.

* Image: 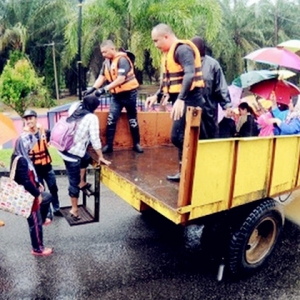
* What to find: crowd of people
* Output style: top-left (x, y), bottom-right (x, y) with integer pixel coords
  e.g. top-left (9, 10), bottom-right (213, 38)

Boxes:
top-left (2, 22), bottom-right (300, 256)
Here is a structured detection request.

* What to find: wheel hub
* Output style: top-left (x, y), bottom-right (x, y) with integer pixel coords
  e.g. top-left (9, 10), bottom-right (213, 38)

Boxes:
top-left (245, 217), bottom-right (277, 264)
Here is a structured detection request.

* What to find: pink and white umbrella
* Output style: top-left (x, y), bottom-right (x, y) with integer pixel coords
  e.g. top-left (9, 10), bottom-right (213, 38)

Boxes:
top-left (244, 47), bottom-right (300, 71)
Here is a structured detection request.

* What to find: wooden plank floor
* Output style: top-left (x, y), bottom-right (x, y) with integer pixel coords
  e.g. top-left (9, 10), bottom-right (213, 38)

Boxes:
top-left (103, 145), bottom-right (180, 209)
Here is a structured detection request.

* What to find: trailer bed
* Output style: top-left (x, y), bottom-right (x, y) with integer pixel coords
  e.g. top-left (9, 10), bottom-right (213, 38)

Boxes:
top-left (102, 145), bottom-right (179, 210)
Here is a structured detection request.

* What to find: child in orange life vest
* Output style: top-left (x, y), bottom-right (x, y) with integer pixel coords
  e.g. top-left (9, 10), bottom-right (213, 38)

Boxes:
top-left (23, 110), bottom-right (63, 222)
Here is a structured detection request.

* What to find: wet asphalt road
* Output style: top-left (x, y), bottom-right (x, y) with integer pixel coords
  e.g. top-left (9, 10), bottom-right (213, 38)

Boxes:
top-left (1, 174), bottom-right (300, 299)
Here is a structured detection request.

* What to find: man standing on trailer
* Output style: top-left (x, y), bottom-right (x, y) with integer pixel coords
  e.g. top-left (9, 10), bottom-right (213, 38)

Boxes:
top-left (84, 40), bottom-right (143, 154)
top-left (191, 36), bottom-right (232, 138)
top-left (145, 23), bottom-right (209, 182)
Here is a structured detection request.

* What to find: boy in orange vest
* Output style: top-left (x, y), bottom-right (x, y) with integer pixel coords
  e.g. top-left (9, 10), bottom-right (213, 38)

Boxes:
top-left (23, 110), bottom-right (62, 221)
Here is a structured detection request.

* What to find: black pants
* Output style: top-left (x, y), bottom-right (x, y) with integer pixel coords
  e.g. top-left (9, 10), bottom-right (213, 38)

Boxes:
top-left (170, 89), bottom-right (205, 162)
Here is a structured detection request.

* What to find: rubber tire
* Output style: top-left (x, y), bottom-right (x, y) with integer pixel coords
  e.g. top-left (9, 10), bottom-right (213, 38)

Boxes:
top-left (183, 224), bottom-right (205, 251)
top-left (229, 199), bottom-right (284, 276)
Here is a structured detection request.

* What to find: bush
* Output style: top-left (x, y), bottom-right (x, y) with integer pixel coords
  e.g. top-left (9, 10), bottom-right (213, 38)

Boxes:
top-left (0, 54), bottom-right (55, 116)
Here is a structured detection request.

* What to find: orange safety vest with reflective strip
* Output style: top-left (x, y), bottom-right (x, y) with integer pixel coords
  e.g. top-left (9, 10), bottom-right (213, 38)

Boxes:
top-left (103, 52), bottom-right (139, 94)
top-left (161, 40), bottom-right (204, 94)
top-left (25, 126), bottom-right (52, 166)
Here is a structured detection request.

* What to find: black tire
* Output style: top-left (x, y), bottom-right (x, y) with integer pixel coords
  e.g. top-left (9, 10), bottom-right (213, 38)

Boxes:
top-left (183, 224), bottom-right (205, 251)
top-left (229, 199), bottom-right (284, 276)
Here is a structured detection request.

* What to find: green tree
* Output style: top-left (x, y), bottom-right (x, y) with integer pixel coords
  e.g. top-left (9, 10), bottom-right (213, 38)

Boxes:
top-left (207, 0), bottom-right (265, 82)
top-left (0, 0), bottom-right (71, 95)
top-left (254, 0), bottom-right (299, 46)
top-left (0, 56), bottom-right (53, 116)
top-left (62, 0), bottom-right (222, 83)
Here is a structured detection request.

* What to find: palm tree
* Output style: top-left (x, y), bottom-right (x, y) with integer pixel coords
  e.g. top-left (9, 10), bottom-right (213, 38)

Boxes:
top-left (0, 0), bottom-right (71, 94)
top-left (62, 0), bottom-right (223, 84)
top-left (207, 0), bottom-right (265, 82)
top-left (254, 0), bottom-right (300, 46)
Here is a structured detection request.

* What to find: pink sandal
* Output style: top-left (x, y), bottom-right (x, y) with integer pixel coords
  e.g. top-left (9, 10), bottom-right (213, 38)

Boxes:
top-left (31, 247), bottom-right (53, 256)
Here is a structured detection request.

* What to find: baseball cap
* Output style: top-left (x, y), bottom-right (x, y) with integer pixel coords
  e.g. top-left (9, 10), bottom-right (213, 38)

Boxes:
top-left (23, 109), bottom-right (37, 118)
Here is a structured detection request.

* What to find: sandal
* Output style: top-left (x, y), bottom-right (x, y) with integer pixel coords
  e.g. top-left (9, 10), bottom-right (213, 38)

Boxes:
top-left (31, 247), bottom-right (53, 256)
top-left (70, 211), bottom-right (81, 221)
top-left (79, 183), bottom-right (95, 197)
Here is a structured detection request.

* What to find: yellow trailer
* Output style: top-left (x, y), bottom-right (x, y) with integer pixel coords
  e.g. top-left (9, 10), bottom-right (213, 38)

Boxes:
top-left (97, 107), bottom-right (299, 278)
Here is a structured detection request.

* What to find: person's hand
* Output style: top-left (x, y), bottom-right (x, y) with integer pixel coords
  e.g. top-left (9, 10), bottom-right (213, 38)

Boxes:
top-left (38, 183), bottom-right (44, 193)
top-left (98, 157), bottom-right (111, 166)
top-left (0, 161), bottom-right (5, 168)
top-left (145, 95), bottom-right (158, 110)
top-left (270, 91), bottom-right (277, 108)
top-left (161, 94), bottom-right (170, 106)
top-left (171, 99), bottom-right (185, 120)
top-left (95, 88), bottom-right (106, 97)
top-left (83, 87), bottom-right (96, 97)
top-left (268, 117), bottom-right (281, 126)
top-left (38, 194), bottom-right (43, 204)
top-left (224, 107), bottom-right (233, 118)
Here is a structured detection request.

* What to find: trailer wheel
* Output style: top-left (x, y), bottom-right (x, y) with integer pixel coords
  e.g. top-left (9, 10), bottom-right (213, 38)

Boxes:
top-left (229, 199), bottom-right (284, 276)
top-left (183, 224), bottom-right (204, 251)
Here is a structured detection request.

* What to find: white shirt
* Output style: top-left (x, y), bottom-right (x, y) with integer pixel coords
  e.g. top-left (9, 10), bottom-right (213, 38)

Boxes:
top-left (68, 113), bottom-right (102, 158)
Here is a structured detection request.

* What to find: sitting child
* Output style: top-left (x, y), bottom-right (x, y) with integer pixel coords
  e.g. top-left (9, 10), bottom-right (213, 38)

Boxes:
top-left (236, 102), bottom-right (260, 137)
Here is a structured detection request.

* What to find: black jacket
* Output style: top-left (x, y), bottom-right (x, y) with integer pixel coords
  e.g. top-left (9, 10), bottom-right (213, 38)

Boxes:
top-left (201, 55), bottom-right (232, 138)
top-left (237, 115), bottom-right (259, 137)
top-left (11, 154), bottom-right (40, 198)
top-left (219, 117), bottom-right (236, 138)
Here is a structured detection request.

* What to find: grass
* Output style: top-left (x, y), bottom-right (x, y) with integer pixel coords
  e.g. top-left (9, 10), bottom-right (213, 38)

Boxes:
top-left (0, 146), bottom-right (64, 169)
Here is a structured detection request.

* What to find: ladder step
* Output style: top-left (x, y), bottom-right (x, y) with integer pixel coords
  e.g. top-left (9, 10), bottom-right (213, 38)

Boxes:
top-left (60, 205), bottom-right (96, 226)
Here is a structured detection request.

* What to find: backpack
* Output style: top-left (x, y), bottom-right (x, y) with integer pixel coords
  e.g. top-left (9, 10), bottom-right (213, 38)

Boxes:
top-left (119, 48), bottom-right (135, 64)
top-left (50, 116), bottom-right (77, 152)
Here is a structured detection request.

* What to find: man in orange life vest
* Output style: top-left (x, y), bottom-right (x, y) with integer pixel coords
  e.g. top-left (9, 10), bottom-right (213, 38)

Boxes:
top-left (145, 23), bottom-right (208, 182)
top-left (84, 39), bottom-right (143, 154)
top-left (23, 110), bottom-right (62, 218)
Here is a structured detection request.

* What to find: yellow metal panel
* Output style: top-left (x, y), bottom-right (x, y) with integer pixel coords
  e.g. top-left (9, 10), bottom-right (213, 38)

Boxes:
top-left (101, 166), bottom-right (182, 224)
top-left (188, 201), bottom-right (226, 220)
top-left (270, 136), bottom-right (300, 195)
top-left (232, 138), bottom-right (273, 207)
top-left (191, 139), bottom-right (235, 209)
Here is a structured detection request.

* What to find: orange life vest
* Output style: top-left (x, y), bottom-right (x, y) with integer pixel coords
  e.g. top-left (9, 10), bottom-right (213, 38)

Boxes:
top-left (103, 52), bottom-right (139, 94)
top-left (26, 126), bottom-right (52, 166)
top-left (161, 39), bottom-right (204, 94)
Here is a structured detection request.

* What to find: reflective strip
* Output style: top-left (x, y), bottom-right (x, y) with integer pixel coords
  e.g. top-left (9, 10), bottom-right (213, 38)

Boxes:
top-left (124, 74), bottom-right (135, 83)
top-left (163, 71), bottom-right (184, 78)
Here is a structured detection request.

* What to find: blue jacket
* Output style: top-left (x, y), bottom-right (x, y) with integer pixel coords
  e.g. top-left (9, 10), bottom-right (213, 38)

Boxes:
top-left (277, 118), bottom-right (300, 135)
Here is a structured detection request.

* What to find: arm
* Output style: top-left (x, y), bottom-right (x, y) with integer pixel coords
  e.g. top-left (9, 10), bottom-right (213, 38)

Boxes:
top-left (88, 115), bottom-right (102, 151)
top-left (175, 44), bottom-right (195, 101)
top-left (213, 63), bottom-right (232, 110)
top-left (88, 115), bottom-right (111, 165)
top-left (170, 45), bottom-right (195, 120)
top-left (279, 119), bottom-right (300, 135)
top-left (272, 107), bottom-right (289, 121)
top-left (14, 158), bottom-right (40, 198)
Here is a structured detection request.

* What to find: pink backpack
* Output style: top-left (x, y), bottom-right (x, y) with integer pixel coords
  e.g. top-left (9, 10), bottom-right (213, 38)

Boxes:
top-left (50, 117), bottom-right (77, 152)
